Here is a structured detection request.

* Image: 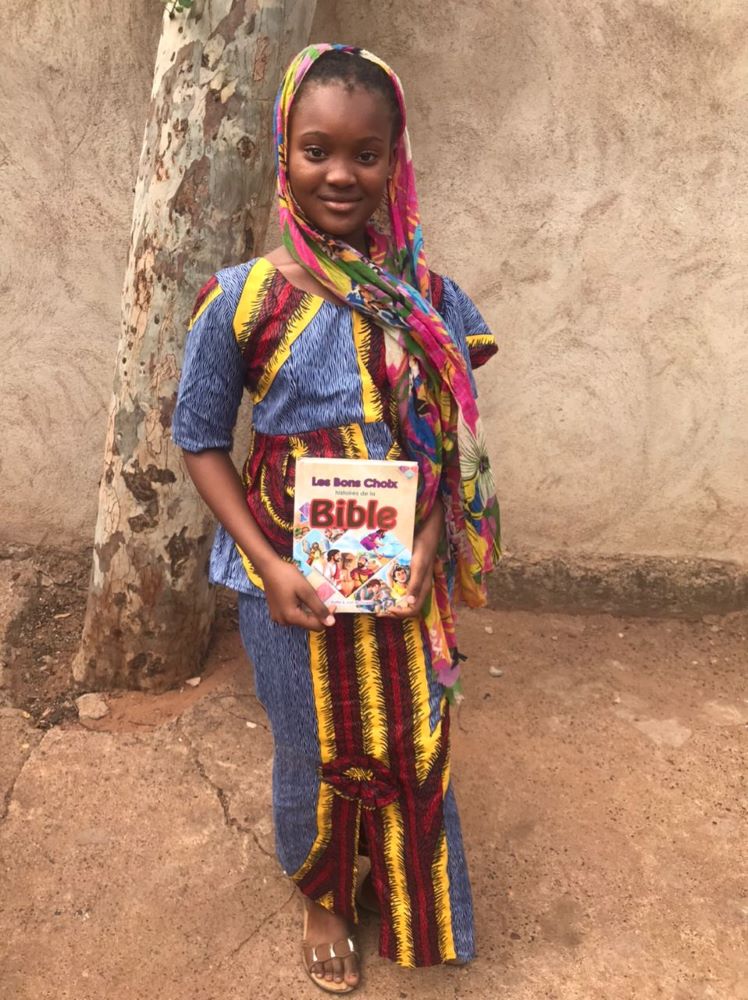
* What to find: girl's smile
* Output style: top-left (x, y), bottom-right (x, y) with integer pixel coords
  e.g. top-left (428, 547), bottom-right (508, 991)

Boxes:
top-left (288, 82), bottom-right (396, 253)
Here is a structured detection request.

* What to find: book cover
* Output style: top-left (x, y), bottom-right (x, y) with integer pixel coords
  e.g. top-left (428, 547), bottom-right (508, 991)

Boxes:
top-left (292, 457), bottom-right (419, 613)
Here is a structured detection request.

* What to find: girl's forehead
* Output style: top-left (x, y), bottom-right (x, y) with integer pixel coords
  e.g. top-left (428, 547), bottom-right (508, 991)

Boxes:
top-left (290, 81), bottom-right (392, 139)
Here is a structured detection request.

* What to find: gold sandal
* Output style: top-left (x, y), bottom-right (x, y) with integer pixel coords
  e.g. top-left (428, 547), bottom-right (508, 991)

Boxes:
top-left (301, 904), bottom-right (360, 995)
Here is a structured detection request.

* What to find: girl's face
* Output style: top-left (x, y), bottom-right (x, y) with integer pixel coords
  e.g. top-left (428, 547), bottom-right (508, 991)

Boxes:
top-left (288, 82), bottom-right (395, 253)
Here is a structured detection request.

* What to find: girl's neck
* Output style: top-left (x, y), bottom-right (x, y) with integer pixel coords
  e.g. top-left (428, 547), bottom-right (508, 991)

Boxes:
top-left (263, 246), bottom-right (342, 304)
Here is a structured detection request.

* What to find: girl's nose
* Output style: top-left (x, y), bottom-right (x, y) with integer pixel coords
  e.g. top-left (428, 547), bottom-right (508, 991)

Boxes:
top-left (325, 157), bottom-right (356, 186)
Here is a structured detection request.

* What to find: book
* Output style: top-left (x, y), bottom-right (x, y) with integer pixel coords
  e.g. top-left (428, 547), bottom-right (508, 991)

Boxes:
top-left (292, 457), bottom-right (419, 613)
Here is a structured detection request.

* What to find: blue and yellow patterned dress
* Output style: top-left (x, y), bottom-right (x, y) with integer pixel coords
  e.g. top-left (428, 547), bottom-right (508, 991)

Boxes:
top-left (172, 257), bottom-right (496, 967)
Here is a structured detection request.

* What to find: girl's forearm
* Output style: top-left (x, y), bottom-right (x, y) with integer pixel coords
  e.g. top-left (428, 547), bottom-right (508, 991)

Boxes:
top-left (181, 449), bottom-right (280, 577)
top-left (415, 496), bottom-right (445, 554)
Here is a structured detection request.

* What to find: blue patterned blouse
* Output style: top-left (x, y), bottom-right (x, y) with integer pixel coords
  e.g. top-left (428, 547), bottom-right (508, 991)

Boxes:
top-left (171, 258), bottom-right (494, 596)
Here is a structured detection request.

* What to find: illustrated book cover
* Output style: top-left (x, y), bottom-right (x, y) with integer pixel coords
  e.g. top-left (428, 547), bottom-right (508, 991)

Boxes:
top-left (292, 457), bottom-right (419, 613)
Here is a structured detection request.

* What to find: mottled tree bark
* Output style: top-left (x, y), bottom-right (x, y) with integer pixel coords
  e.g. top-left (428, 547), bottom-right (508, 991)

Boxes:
top-left (73, 0), bottom-right (317, 691)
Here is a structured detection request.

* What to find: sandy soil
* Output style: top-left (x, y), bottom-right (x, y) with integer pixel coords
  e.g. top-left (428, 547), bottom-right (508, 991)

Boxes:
top-left (0, 545), bottom-right (746, 998)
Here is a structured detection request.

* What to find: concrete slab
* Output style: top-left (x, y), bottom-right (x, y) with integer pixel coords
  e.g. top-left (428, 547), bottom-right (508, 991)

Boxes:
top-left (0, 718), bottom-right (288, 1000)
top-left (0, 606), bottom-right (745, 999)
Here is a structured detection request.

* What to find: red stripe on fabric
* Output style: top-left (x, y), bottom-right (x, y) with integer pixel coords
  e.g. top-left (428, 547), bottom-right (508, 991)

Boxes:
top-left (363, 806), bottom-right (396, 961)
top-left (296, 794), bottom-right (359, 923)
top-left (335, 796), bottom-right (355, 912)
top-left (392, 622), bottom-right (440, 963)
top-left (190, 275), bottom-right (219, 322)
top-left (429, 271), bottom-right (445, 312)
top-left (324, 621), bottom-right (349, 752)
top-left (244, 276), bottom-right (303, 383)
top-left (376, 622), bottom-right (433, 963)
top-left (336, 617), bottom-right (362, 756)
top-left (383, 620), bottom-right (444, 964)
top-left (300, 859), bottom-right (332, 899)
top-left (376, 623), bottom-right (410, 957)
top-left (468, 341), bottom-right (498, 369)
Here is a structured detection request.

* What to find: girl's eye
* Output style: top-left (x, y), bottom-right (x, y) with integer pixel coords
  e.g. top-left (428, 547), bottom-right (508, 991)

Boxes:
top-left (358, 151), bottom-right (378, 164)
top-left (305, 146), bottom-right (326, 160)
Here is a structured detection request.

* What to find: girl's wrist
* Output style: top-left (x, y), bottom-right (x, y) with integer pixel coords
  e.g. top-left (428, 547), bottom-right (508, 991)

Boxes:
top-left (415, 499), bottom-right (445, 549)
top-left (247, 543), bottom-right (284, 580)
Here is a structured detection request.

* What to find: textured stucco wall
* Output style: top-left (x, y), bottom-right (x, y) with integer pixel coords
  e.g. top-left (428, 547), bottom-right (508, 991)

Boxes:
top-left (2, 0), bottom-right (746, 567)
top-left (0, 0), bottom-right (161, 545)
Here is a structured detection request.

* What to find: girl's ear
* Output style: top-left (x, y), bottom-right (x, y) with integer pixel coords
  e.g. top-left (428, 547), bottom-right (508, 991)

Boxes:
top-left (388, 143), bottom-right (397, 179)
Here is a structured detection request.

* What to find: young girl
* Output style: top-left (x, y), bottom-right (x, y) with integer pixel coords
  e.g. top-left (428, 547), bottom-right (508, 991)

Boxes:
top-left (172, 44), bottom-right (500, 993)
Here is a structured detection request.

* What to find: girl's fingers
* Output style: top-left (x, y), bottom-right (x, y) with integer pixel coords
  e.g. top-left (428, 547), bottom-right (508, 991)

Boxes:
top-left (268, 593), bottom-right (334, 631)
top-left (300, 585), bottom-right (336, 627)
top-left (278, 603), bottom-right (327, 631)
top-left (290, 608), bottom-right (327, 631)
top-left (382, 595), bottom-right (420, 619)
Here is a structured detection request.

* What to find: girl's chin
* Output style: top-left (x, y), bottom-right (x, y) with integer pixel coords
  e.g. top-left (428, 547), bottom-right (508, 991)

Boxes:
top-left (309, 216), bottom-right (366, 248)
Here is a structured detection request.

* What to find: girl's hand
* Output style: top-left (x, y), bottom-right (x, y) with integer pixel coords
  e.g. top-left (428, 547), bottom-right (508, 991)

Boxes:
top-left (381, 541), bottom-right (434, 619)
top-left (261, 559), bottom-right (336, 632)
top-left (382, 500), bottom-right (444, 620)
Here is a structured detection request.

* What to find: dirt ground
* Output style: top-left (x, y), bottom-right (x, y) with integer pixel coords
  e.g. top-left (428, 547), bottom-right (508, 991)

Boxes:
top-left (0, 545), bottom-right (746, 999)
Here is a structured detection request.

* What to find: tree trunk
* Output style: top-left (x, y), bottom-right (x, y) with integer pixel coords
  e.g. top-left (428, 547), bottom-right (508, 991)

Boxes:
top-left (73, 0), bottom-right (317, 691)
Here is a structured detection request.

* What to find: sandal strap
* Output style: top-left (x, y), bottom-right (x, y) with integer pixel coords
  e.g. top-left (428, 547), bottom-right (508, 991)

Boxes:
top-left (304, 936), bottom-right (357, 965)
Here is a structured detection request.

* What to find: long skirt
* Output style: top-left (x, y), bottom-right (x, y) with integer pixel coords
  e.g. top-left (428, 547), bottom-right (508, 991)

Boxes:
top-left (238, 592), bottom-right (476, 967)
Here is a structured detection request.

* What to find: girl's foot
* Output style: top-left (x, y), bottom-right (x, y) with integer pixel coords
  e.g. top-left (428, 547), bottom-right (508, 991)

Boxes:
top-left (302, 898), bottom-right (360, 991)
top-left (356, 871), bottom-right (380, 915)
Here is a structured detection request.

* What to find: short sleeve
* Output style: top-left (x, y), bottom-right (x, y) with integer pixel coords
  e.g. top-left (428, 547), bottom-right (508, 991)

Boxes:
top-left (171, 277), bottom-right (244, 452)
top-left (442, 277), bottom-right (498, 371)
top-left (438, 276), bottom-right (498, 398)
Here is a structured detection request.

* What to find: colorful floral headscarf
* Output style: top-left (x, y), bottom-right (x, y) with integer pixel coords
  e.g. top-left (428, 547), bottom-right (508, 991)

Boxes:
top-left (275, 44), bottom-right (501, 694)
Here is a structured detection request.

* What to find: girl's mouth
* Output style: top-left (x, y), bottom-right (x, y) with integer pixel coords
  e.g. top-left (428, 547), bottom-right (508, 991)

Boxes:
top-left (319, 196), bottom-right (362, 213)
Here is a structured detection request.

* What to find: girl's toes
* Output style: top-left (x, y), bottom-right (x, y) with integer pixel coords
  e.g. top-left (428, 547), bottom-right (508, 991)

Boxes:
top-left (343, 953), bottom-right (359, 985)
top-left (331, 956), bottom-right (344, 982)
top-left (324, 958), bottom-right (335, 982)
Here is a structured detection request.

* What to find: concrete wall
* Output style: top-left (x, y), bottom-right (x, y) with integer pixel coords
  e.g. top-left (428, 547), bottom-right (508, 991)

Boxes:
top-left (0, 0), bottom-right (162, 545)
top-left (2, 0), bottom-right (746, 568)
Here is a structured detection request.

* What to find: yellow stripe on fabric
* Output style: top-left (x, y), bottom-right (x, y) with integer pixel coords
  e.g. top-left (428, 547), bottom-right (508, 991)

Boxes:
top-left (234, 436), bottom-right (311, 591)
top-left (350, 803), bottom-right (362, 919)
top-left (236, 544), bottom-right (265, 591)
top-left (441, 734), bottom-right (452, 798)
top-left (309, 630), bottom-right (337, 765)
top-left (290, 783), bottom-right (335, 883)
top-left (381, 801), bottom-right (415, 967)
top-left (189, 285), bottom-right (221, 330)
top-left (286, 436), bottom-right (310, 499)
top-left (253, 293), bottom-right (324, 403)
top-left (289, 435), bottom-right (310, 459)
top-left (259, 466), bottom-right (292, 532)
top-left (385, 382), bottom-right (403, 460)
top-left (287, 631), bottom-right (339, 888)
top-left (466, 332), bottom-right (496, 348)
top-left (233, 257), bottom-right (275, 348)
top-left (431, 828), bottom-right (457, 961)
top-left (402, 617), bottom-right (445, 785)
top-left (234, 546), bottom-right (298, 593)
top-left (351, 312), bottom-right (384, 423)
top-left (353, 616), bottom-right (389, 766)
top-left (340, 423), bottom-right (368, 459)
